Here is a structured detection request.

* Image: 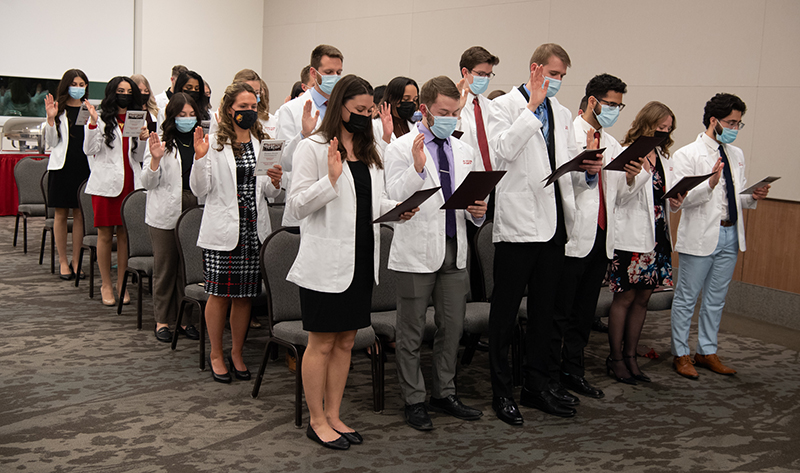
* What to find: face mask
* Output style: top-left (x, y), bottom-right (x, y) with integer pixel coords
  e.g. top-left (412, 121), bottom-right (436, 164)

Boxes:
top-left (469, 76), bottom-right (490, 95)
top-left (68, 87), bottom-right (85, 100)
top-left (256, 94), bottom-right (261, 103)
top-left (543, 76), bottom-right (562, 98)
top-left (343, 109), bottom-right (371, 134)
top-left (653, 130), bottom-right (670, 140)
top-left (140, 93), bottom-right (150, 104)
top-left (318, 74), bottom-right (340, 95)
top-left (427, 112), bottom-right (458, 140)
top-left (715, 123), bottom-right (738, 144)
top-left (411, 110), bottom-right (423, 123)
top-left (593, 103), bottom-right (619, 128)
top-left (232, 109), bottom-right (258, 130)
top-left (116, 93), bottom-right (133, 109)
top-left (396, 101), bottom-right (416, 121)
top-left (185, 91), bottom-right (202, 106)
top-left (174, 117), bottom-right (197, 133)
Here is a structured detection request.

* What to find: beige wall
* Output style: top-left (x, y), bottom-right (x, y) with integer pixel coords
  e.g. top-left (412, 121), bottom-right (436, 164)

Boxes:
top-left (262, 0), bottom-right (800, 201)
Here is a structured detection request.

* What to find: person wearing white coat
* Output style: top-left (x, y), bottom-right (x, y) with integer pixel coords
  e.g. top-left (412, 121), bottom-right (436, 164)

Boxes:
top-left (606, 101), bottom-right (681, 385)
top-left (486, 44), bottom-right (601, 424)
top-left (142, 92), bottom-right (202, 343)
top-left (190, 82), bottom-right (282, 385)
top-left (384, 77), bottom-right (487, 431)
top-left (43, 69), bottom-right (91, 280)
top-left (670, 93), bottom-right (769, 380)
top-left (287, 75), bottom-right (415, 450)
top-left (83, 77), bottom-right (147, 307)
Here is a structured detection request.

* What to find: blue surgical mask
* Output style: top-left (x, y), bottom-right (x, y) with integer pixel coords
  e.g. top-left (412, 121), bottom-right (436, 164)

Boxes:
top-left (175, 117), bottom-right (197, 133)
top-left (68, 87), bottom-right (85, 100)
top-left (594, 104), bottom-right (619, 128)
top-left (428, 114), bottom-right (458, 140)
top-left (411, 111), bottom-right (423, 123)
top-left (542, 77), bottom-right (561, 98)
top-left (318, 74), bottom-right (340, 95)
top-left (716, 123), bottom-right (738, 144)
top-left (256, 94), bottom-right (261, 103)
top-left (469, 76), bottom-right (490, 95)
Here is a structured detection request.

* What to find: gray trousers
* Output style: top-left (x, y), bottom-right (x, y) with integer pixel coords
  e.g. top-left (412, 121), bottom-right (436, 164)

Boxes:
top-left (395, 238), bottom-right (468, 405)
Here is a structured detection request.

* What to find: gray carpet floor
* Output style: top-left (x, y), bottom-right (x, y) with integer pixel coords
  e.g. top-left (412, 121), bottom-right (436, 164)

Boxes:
top-left (1, 216), bottom-right (799, 473)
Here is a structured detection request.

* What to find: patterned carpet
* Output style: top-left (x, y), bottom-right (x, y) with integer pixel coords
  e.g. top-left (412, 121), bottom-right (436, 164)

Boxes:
top-left (0, 216), bottom-right (799, 473)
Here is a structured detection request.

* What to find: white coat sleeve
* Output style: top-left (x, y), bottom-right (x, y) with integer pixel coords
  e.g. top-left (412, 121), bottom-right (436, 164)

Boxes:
top-left (488, 105), bottom-right (541, 165)
top-left (140, 146), bottom-right (161, 191)
top-left (384, 139), bottom-right (426, 202)
top-left (83, 121), bottom-right (104, 156)
top-left (287, 140), bottom-right (339, 221)
top-left (673, 147), bottom-right (713, 210)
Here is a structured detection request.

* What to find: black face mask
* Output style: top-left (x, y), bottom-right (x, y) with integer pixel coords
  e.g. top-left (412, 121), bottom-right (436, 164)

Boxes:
top-left (653, 130), bottom-right (670, 140)
top-left (116, 93), bottom-right (133, 109)
top-left (185, 90), bottom-right (203, 106)
top-left (396, 101), bottom-right (416, 121)
top-left (343, 111), bottom-right (371, 134)
top-left (140, 93), bottom-right (150, 105)
top-left (232, 109), bottom-right (258, 130)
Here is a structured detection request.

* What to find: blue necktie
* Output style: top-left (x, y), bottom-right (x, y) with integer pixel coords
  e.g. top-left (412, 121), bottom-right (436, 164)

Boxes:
top-left (535, 101), bottom-right (549, 144)
top-left (433, 137), bottom-right (456, 238)
top-left (718, 145), bottom-right (738, 225)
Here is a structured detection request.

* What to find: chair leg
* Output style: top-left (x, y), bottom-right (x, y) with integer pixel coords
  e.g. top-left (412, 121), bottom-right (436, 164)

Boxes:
top-left (13, 214), bottom-right (20, 247)
top-left (198, 302), bottom-right (206, 370)
top-left (23, 215), bottom-right (28, 254)
top-left (39, 228), bottom-right (46, 265)
top-left (294, 346), bottom-right (303, 428)
top-left (116, 270), bottom-right (129, 315)
top-left (371, 337), bottom-right (384, 413)
top-left (171, 299), bottom-right (188, 350)
top-left (136, 272), bottom-right (144, 330)
top-left (50, 230), bottom-right (55, 274)
top-left (460, 332), bottom-right (480, 366)
top-left (75, 247), bottom-right (85, 288)
top-left (89, 248), bottom-right (96, 298)
top-left (269, 344), bottom-right (279, 361)
top-left (252, 339), bottom-right (274, 399)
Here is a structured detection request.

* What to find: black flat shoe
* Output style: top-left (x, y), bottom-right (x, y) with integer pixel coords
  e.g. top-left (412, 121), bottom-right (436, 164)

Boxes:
top-left (307, 425), bottom-right (349, 450)
top-left (492, 396), bottom-right (523, 426)
top-left (519, 387), bottom-right (576, 418)
top-left (208, 356), bottom-right (231, 384)
top-left (334, 429), bottom-right (363, 445)
top-left (177, 325), bottom-right (200, 340)
top-left (606, 356), bottom-right (637, 385)
top-left (228, 355), bottom-right (251, 380)
top-left (154, 326), bottom-right (173, 343)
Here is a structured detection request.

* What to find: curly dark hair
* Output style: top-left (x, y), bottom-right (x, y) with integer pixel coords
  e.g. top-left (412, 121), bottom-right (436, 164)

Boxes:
top-left (99, 76), bottom-right (142, 150)
top-left (585, 73), bottom-right (627, 100)
top-left (702, 93), bottom-right (746, 128)
top-left (54, 68), bottom-right (89, 141)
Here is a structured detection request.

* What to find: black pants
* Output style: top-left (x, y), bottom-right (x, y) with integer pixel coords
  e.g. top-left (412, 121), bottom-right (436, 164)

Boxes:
top-left (551, 227), bottom-right (609, 379)
top-left (488, 239), bottom-right (565, 397)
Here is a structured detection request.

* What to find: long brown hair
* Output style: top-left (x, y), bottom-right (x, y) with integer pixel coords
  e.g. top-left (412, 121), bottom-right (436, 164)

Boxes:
top-left (312, 74), bottom-right (382, 169)
top-left (214, 82), bottom-right (267, 156)
top-left (130, 74), bottom-right (159, 117)
top-left (622, 101), bottom-right (677, 157)
top-left (232, 69), bottom-right (270, 121)
top-left (54, 69), bottom-right (89, 140)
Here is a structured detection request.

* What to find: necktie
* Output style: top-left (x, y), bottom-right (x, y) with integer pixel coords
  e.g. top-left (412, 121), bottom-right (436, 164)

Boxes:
top-left (535, 101), bottom-right (549, 145)
top-left (718, 145), bottom-right (738, 225)
top-left (595, 131), bottom-right (606, 230)
top-left (472, 98), bottom-right (492, 171)
top-left (434, 137), bottom-right (456, 238)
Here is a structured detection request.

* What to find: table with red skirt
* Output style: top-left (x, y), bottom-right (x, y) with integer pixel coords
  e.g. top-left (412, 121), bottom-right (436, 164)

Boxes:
top-left (0, 151), bottom-right (49, 216)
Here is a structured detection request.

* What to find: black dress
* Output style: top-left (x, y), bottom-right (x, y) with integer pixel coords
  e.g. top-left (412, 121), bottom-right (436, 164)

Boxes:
top-left (48, 106), bottom-right (91, 208)
top-left (300, 159), bottom-right (374, 333)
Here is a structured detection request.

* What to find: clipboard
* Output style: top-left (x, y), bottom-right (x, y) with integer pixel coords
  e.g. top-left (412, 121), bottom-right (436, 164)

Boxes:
top-left (740, 176), bottom-right (780, 194)
top-left (662, 173), bottom-right (715, 200)
top-left (543, 148), bottom-right (605, 186)
top-left (373, 187), bottom-right (441, 223)
top-left (604, 135), bottom-right (666, 171)
top-left (441, 171), bottom-right (506, 209)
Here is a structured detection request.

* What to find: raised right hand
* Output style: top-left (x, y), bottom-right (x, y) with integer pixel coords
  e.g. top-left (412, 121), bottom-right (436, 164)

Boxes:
top-left (193, 126), bottom-right (209, 160)
top-left (86, 101), bottom-right (98, 125)
top-left (45, 94), bottom-right (58, 125)
top-left (148, 132), bottom-right (166, 160)
top-left (709, 157), bottom-right (724, 189)
top-left (301, 99), bottom-right (319, 137)
top-left (412, 133), bottom-right (426, 173)
top-left (328, 137), bottom-right (342, 185)
top-left (526, 63), bottom-right (549, 112)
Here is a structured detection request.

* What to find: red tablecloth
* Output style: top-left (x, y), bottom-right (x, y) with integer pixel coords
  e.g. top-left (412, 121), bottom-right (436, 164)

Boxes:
top-left (0, 152), bottom-right (49, 216)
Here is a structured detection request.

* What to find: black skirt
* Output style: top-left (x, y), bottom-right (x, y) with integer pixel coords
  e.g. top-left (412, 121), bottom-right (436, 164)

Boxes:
top-left (300, 160), bottom-right (374, 333)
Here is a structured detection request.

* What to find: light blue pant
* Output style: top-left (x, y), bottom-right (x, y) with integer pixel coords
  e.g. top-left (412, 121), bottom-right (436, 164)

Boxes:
top-left (671, 225), bottom-right (739, 357)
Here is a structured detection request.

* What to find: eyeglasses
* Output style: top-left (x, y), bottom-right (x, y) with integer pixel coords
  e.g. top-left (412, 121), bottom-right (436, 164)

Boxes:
top-left (597, 98), bottom-right (625, 111)
top-left (719, 119), bottom-right (745, 130)
top-left (470, 70), bottom-right (495, 79)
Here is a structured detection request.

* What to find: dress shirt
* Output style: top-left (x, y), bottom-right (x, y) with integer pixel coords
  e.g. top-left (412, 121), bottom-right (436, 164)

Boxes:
top-left (700, 132), bottom-right (731, 221)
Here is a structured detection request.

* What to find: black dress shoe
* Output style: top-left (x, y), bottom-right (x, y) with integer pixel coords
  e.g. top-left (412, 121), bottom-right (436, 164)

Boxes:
top-left (334, 429), bottom-right (363, 445)
top-left (492, 396), bottom-right (523, 426)
top-left (306, 425), bottom-right (349, 450)
top-left (177, 324), bottom-right (200, 340)
top-left (519, 387), bottom-right (576, 418)
top-left (208, 356), bottom-right (231, 384)
top-left (227, 355), bottom-right (251, 381)
top-left (428, 395), bottom-right (483, 421)
top-left (476, 339), bottom-right (489, 352)
top-left (404, 402), bottom-right (434, 431)
top-left (591, 318), bottom-right (609, 333)
top-left (548, 381), bottom-right (580, 407)
top-left (154, 326), bottom-right (173, 343)
top-left (561, 372), bottom-right (605, 399)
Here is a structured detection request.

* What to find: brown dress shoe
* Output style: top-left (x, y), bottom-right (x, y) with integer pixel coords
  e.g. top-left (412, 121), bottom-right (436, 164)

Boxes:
top-left (673, 355), bottom-right (699, 379)
top-left (694, 353), bottom-right (736, 375)
top-left (286, 353), bottom-right (297, 373)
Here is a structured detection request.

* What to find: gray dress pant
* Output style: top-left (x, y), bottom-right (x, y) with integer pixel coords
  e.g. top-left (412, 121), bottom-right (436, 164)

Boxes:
top-left (395, 237), bottom-right (469, 405)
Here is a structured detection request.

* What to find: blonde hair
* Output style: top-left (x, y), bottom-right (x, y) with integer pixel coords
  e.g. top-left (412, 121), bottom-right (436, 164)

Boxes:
top-left (130, 74), bottom-right (158, 116)
top-left (232, 69), bottom-right (270, 120)
top-left (215, 82), bottom-right (267, 156)
top-left (622, 101), bottom-right (677, 157)
top-left (530, 43), bottom-right (571, 68)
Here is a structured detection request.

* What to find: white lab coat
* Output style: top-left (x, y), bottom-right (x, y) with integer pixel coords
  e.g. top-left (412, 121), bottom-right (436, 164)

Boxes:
top-left (384, 125), bottom-right (483, 273)
top-left (286, 138), bottom-right (395, 293)
top-left (487, 89), bottom-right (591, 243)
top-left (83, 118), bottom-right (144, 197)
top-left (44, 111), bottom-right (73, 171)
top-left (189, 133), bottom-right (281, 251)
top-left (458, 92), bottom-right (494, 172)
top-left (275, 90), bottom-right (321, 227)
top-left (141, 145), bottom-right (190, 230)
top-left (154, 91), bottom-right (169, 115)
top-left (672, 133), bottom-right (757, 256)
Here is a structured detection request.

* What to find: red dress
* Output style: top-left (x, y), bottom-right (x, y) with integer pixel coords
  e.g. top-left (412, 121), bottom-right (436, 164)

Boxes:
top-left (92, 114), bottom-right (135, 227)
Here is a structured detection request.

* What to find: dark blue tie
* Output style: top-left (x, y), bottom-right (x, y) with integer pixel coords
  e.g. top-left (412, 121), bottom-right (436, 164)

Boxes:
top-left (434, 137), bottom-right (456, 238)
top-left (535, 101), bottom-right (549, 145)
top-left (719, 145), bottom-right (738, 225)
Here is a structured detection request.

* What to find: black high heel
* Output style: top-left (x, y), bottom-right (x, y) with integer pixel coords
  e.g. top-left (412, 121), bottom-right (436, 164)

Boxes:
top-left (208, 356), bottom-right (231, 384)
top-left (228, 355), bottom-right (251, 381)
top-left (606, 356), bottom-right (637, 385)
top-left (624, 355), bottom-right (651, 383)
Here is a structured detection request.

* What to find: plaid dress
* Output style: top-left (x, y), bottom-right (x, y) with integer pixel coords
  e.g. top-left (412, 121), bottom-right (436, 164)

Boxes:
top-left (202, 142), bottom-right (261, 298)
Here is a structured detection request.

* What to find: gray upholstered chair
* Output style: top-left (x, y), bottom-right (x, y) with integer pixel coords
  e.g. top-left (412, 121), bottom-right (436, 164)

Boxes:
top-left (251, 227), bottom-right (383, 427)
top-left (75, 180), bottom-right (116, 298)
top-left (39, 171), bottom-right (73, 273)
top-left (117, 189), bottom-right (154, 329)
top-left (267, 203), bottom-right (284, 233)
top-left (171, 207), bottom-right (207, 368)
top-left (13, 155), bottom-right (48, 254)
